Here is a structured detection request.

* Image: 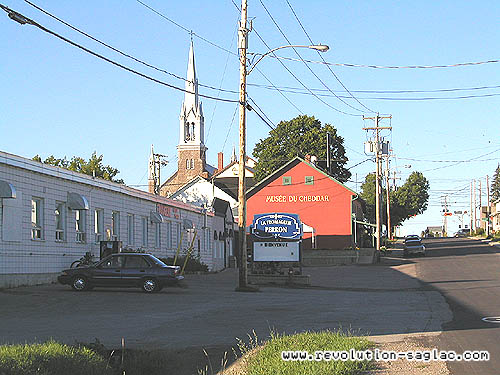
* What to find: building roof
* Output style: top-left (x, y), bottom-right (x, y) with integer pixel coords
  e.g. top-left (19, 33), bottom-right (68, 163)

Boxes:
top-left (0, 150), bottom-right (207, 215)
top-left (246, 156), bottom-right (356, 199)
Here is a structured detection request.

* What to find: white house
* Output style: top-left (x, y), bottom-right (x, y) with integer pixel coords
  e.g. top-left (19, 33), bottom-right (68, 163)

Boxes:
top-left (0, 150), bottom-right (228, 288)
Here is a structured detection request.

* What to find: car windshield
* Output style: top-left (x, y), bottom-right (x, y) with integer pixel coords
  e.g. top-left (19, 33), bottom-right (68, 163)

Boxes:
top-left (146, 254), bottom-right (168, 267)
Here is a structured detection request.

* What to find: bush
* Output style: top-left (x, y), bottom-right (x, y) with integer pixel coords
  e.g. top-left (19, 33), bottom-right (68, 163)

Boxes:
top-left (0, 341), bottom-right (111, 375)
top-left (472, 228), bottom-right (485, 236)
top-left (160, 255), bottom-right (208, 273)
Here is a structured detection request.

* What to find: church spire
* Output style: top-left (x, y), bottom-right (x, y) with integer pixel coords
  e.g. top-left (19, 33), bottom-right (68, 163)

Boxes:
top-left (179, 40), bottom-right (204, 146)
top-left (184, 40), bottom-right (198, 111)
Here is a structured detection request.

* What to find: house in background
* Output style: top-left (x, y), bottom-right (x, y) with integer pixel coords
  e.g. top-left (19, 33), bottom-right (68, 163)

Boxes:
top-left (246, 157), bottom-right (359, 250)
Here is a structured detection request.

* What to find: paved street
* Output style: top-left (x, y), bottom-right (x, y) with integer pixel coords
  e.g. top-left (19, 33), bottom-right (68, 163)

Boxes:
top-left (409, 238), bottom-right (500, 375)
top-left (1, 237), bottom-right (498, 374)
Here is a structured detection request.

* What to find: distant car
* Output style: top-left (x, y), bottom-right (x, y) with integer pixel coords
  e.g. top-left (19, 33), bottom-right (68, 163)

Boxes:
top-left (403, 238), bottom-right (426, 257)
top-left (405, 234), bottom-right (421, 241)
top-left (58, 253), bottom-right (183, 293)
top-left (454, 229), bottom-right (470, 237)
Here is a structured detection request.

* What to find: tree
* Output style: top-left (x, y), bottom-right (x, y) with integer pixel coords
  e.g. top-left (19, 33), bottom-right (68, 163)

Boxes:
top-left (252, 115), bottom-right (351, 182)
top-left (32, 152), bottom-right (124, 184)
top-left (360, 171), bottom-right (429, 232)
top-left (490, 164), bottom-right (500, 202)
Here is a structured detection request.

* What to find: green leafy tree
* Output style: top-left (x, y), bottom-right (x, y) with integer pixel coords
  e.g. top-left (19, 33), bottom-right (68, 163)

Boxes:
top-left (252, 115), bottom-right (350, 182)
top-left (490, 164), bottom-right (500, 202)
top-left (32, 152), bottom-right (124, 184)
top-left (360, 171), bottom-right (429, 233)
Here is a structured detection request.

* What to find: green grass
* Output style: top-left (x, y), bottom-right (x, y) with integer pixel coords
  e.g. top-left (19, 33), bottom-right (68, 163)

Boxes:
top-left (244, 330), bottom-right (374, 375)
top-left (0, 341), bottom-right (111, 375)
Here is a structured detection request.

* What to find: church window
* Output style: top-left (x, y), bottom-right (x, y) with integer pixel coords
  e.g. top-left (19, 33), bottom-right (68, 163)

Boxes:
top-left (190, 159), bottom-right (195, 169)
top-left (191, 122), bottom-right (195, 141)
top-left (186, 159), bottom-right (190, 169)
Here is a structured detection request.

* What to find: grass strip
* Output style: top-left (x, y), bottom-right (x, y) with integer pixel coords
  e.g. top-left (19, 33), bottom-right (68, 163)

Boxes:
top-left (245, 330), bottom-right (374, 375)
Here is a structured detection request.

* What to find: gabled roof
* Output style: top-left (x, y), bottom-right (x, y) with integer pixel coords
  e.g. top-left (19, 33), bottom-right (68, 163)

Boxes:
top-left (246, 156), bottom-right (356, 199)
top-left (212, 197), bottom-right (231, 218)
top-left (211, 159), bottom-right (254, 179)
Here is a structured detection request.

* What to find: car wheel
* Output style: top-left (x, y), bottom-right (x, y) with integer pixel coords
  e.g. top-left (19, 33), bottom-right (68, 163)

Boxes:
top-left (142, 278), bottom-right (158, 293)
top-left (71, 276), bottom-right (89, 291)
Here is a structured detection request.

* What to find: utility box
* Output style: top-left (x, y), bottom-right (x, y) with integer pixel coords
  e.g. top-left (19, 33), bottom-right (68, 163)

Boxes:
top-left (99, 240), bottom-right (122, 259)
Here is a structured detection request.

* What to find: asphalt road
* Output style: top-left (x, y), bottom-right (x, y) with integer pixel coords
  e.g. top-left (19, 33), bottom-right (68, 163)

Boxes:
top-left (407, 237), bottom-right (500, 374)
top-left (2, 238), bottom-right (497, 374)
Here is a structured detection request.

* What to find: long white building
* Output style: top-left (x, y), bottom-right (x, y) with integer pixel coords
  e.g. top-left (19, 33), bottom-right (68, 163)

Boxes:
top-left (0, 150), bottom-right (230, 288)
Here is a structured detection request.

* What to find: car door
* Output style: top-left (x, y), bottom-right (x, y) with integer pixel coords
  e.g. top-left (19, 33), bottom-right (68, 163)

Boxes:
top-left (120, 255), bottom-right (152, 286)
top-left (91, 255), bottom-right (125, 286)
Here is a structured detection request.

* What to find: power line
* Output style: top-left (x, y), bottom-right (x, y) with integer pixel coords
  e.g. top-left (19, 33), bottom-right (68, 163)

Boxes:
top-left (0, 4), bottom-right (239, 103)
top-left (269, 55), bottom-right (500, 69)
top-left (248, 82), bottom-right (500, 94)
top-left (258, 0), bottom-right (363, 116)
top-left (252, 27), bottom-right (360, 116)
top-left (24, 0), bottom-right (239, 95)
top-left (135, 0), bottom-right (238, 58)
top-left (421, 148), bottom-right (500, 172)
top-left (284, 0), bottom-right (376, 114)
top-left (247, 83), bottom-right (500, 100)
top-left (229, 0), bottom-right (304, 114)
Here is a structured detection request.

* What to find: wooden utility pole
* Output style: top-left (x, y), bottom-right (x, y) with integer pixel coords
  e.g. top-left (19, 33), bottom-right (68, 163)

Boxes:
top-left (470, 180), bottom-right (473, 231)
top-left (443, 195), bottom-right (448, 236)
top-left (237, 0), bottom-right (249, 290)
top-left (487, 175), bottom-right (490, 236)
top-left (473, 179), bottom-right (477, 231)
top-left (385, 155), bottom-right (392, 240)
top-left (363, 114), bottom-right (391, 251)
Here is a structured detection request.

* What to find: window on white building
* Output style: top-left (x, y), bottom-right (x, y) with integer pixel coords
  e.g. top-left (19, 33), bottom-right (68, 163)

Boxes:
top-left (95, 209), bottom-right (104, 243)
top-left (141, 217), bottom-right (148, 247)
top-left (127, 214), bottom-right (134, 246)
top-left (75, 210), bottom-right (86, 243)
top-left (112, 211), bottom-right (120, 240)
top-left (55, 202), bottom-right (66, 242)
top-left (31, 197), bottom-right (44, 240)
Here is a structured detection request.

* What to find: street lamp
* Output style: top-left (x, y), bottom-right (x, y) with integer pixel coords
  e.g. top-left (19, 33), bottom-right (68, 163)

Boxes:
top-left (236, 1), bottom-right (328, 291)
top-left (247, 44), bottom-right (329, 75)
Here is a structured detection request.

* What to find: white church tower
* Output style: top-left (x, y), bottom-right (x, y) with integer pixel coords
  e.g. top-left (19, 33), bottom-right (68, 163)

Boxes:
top-left (160, 41), bottom-right (210, 196)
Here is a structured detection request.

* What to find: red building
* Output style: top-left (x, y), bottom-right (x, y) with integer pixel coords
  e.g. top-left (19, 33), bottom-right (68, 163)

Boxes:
top-left (246, 157), bottom-right (360, 250)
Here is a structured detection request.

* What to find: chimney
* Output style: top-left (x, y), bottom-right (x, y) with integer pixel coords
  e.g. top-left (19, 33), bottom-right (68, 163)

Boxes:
top-left (305, 154), bottom-right (311, 163)
top-left (218, 152), bottom-right (224, 171)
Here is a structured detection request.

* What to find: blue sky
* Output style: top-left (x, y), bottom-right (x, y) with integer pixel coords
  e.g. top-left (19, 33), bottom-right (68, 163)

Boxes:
top-left (1, 0), bottom-right (499, 236)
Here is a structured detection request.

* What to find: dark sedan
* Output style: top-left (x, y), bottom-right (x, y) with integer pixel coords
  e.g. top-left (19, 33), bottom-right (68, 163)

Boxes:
top-left (58, 253), bottom-right (183, 293)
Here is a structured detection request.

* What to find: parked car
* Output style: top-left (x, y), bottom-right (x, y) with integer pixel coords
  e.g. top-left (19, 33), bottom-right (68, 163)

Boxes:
top-left (58, 253), bottom-right (183, 293)
top-left (403, 238), bottom-right (426, 257)
top-left (454, 228), bottom-right (470, 237)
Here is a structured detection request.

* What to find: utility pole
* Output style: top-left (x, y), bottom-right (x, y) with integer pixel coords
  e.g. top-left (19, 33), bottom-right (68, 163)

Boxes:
top-left (473, 179), bottom-right (477, 231)
top-left (363, 114), bottom-right (392, 251)
top-left (385, 155), bottom-right (392, 240)
top-left (326, 133), bottom-right (331, 174)
top-left (443, 195), bottom-right (448, 236)
top-left (237, 0), bottom-right (249, 290)
top-left (470, 180), bottom-right (473, 231)
top-left (479, 179), bottom-right (482, 227)
top-left (487, 175), bottom-right (490, 236)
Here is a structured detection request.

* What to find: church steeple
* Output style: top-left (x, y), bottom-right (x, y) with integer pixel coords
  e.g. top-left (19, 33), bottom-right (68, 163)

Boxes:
top-left (179, 40), bottom-right (204, 146)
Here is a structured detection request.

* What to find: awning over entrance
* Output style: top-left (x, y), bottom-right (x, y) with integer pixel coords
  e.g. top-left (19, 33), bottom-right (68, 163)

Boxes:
top-left (150, 211), bottom-right (164, 223)
top-left (183, 219), bottom-right (194, 230)
top-left (0, 180), bottom-right (16, 198)
top-left (67, 192), bottom-right (89, 210)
